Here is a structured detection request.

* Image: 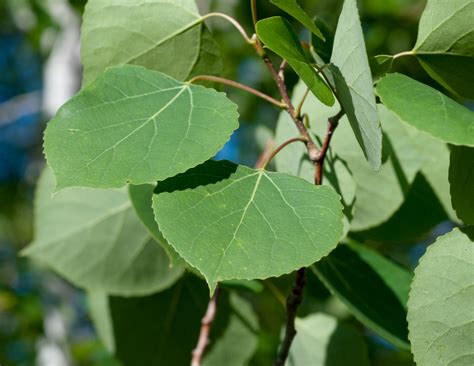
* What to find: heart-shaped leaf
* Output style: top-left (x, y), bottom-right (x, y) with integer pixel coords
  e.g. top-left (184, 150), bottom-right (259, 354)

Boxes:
top-left (23, 167), bottom-right (184, 296)
top-left (153, 160), bottom-right (344, 293)
top-left (408, 228), bottom-right (474, 365)
top-left (44, 65), bottom-right (239, 190)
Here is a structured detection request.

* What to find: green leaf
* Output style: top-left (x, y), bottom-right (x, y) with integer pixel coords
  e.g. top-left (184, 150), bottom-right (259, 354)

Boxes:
top-left (288, 313), bottom-right (370, 366)
top-left (88, 277), bottom-right (258, 366)
top-left (23, 167), bottom-right (183, 296)
top-left (408, 228), bottom-right (474, 365)
top-left (153, 160), bottom-right (344, 293)
top-left (128, 184), bottom-right (184, 265)
top-left (313, 243), bottom-right (412, 349)
top-left (269, 0), bottom-right (324, 40)
top-left (449, 146), bottom-right (474, 225)
top-left (331, 0), bottom-right (382, 171)
top-left (352, 173), bottom-right (449, 244)
top-left (376, 73), bottom-right (474, 147)
top-left (369, 55), bottom-right (394, 80)
top-left (412, 0), bottom-right (474, 99)
top-left (81, 0), bottom-right (222, 85)
top-left (256, 16), bottom-right (335, 106)
top-left (44, 65), bottom-right (239, 190)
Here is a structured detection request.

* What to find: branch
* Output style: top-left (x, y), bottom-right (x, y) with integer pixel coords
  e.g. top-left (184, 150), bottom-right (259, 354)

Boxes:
top-left (274, 268), bottom-right (307, 366)
top-left (252, 41), bottom-right (319, 162)
top-left (191, 286), bottom-right (222, 366)
top-left (314, 110), bottom-right (344, 185)
top-left (255, 139), bottom-right (276, 169)
top-left (188, 75), bottom-right (287, 109)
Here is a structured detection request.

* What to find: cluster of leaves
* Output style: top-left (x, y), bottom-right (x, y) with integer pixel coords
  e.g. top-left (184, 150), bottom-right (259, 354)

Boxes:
top-left (23, 0), bottom-right (473, 365)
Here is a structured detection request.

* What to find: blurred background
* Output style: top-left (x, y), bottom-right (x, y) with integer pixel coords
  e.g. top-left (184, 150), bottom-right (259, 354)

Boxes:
top-left (0, 0), bottom-right (440, 365)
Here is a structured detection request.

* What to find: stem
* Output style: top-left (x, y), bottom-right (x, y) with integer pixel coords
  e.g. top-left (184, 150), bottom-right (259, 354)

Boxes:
top-left (188, 75), bottom-right (287, 109)
top-left (393, 50), bottom-right (415, 59)
top-left (314, 110), bottom-right (344, 185)
top-left (201, 12), bottom-right (252, 44)
top-left (278, 59), bottom-right (288, 81)
top-left (250, 0), bottom-right (258, 28)
top-left (274, 268), bottom-right (307, 366)
top-left (294, 88), bottom-right (310, 118)
top-left (191, 286), bottom-right (222, 366)
top-left (260, 137), bottom-right (308, 170)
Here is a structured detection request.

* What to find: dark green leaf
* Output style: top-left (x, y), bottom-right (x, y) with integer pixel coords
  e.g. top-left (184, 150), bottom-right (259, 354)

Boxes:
top-left (269, 0), bottom-right (324, 40)
top-left (313, 243), bottom-right (412, 349)
top-left (23, 167), bottom-right (184, 296)
top-left (44, 65), bottom-right (239, 190)
top-left (331, 0), bottom-right (382, 171)
top-left (376, 73), bottom-right (474, 146)
top-left (129, 184), bottom-right (184, 265)
top-left (153, 160), bottom-right (344, 293)
top-left (256, 16), bottom-right (335, 106)
top-left (369, 55), bottom-right (394, 80)
top-left (88, 276), bottom-right (258, 366)
top-left (449, 146), bottom-right (474, 225)
top-left (408, 228), bottom-right (474, 365)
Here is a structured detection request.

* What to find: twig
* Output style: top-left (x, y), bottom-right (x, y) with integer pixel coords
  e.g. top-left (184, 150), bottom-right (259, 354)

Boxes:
top-left (314, 110), bottom-right (344, 185)
top-left (255, 139), bottom-right (276, 169)
top-left (274, 268), bottom-right (307, 366)
top-left (201, 12), bottom-right (252, 44)
top-left (294, 87), bottom-right (310, 118)
top-left (260, 136), bottom-right (308, 170)
top-left (191, 286), bottom-right (222, 366)
top-left (278, 59), bottom-right (288, 81)
top-left (188, 75), bottom-right (287, 109)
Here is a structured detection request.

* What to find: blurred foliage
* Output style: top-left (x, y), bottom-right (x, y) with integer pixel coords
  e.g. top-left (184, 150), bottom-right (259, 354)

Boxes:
top-left (1, 0), bottom-right (430, 365)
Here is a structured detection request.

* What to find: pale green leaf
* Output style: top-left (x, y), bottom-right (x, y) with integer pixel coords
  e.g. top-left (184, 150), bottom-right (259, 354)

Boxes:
top-left (313, 243), bottom-right (412, 349)
top-left (287, 313), bottom-right (370, 366)
top-left (331, 0), bottom-right (382, 171)
top-left (269, 0), bottom-right (324, 40)
top-left (23, 167), bottom-right (184, 296)
top-left (81, 0), bottom-right (222, 85)
top-left (449, 146), bottom-right (474, 225)
top-left (413, 0), bottom-right (474, 99)
top-left (128, 184), bottom-right (184, 265)
top-left (44, 65), bottom-right (239, 190)
top-left (153, 160), bottom-right (344, 293)
top-left (88, 277), bottom-right (258, 366)
top-left (353, 173), bottom-right (449, 244)
top-left (408, 228), bottom-right (474, 366)
top-left (256, 16), bottom-right (335, 106)
top-left (376, 73), bottom-right (474, 146)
